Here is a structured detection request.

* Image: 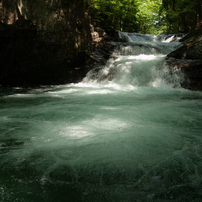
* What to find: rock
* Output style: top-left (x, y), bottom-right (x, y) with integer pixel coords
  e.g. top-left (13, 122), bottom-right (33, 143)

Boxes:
top-left (167, 40), bottom-right (202, 60)
top-left (166, 28), bottom-right (202, 91)
top-left (165, 57), bottom-right (202, 90)
top-left (94, 27), bottom-right (106, 37)
top-left (0, 0), bottom-right (92, 87)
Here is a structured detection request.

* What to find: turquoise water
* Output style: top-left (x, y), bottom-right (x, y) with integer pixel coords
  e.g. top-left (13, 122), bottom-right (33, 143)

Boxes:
top-left (0, 33), bottom-right (202, 201)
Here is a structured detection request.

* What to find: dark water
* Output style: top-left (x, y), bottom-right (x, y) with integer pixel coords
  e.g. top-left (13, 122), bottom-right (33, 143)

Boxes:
top-left (0, 32), bottom-right (202, 201)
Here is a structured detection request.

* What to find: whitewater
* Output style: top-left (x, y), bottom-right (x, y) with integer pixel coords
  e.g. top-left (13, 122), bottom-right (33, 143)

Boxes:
top-left (0, 32), bottom-right (202, 201)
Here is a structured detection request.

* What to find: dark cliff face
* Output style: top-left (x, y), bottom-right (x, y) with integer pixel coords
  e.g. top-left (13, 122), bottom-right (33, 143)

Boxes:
top-left (166, 28), bottom-right (202, 91)
top-left (0, 0), bottom-right (92, 86)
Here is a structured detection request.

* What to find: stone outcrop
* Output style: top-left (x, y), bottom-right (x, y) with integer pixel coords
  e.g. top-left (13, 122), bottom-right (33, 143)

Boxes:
top-left (88, 27), bottom-right (121, 68)
top-left (166, 28), bottom-right (202, 91)
top-left (0, 0), bottom-right (92, 86)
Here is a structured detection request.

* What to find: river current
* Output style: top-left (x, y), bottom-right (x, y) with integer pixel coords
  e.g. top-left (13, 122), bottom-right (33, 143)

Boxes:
top-left (1, 32), bottom-right (202, 201)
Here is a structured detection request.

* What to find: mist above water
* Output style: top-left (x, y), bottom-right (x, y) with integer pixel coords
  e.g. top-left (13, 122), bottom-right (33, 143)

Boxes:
top-left (0, 32), bottom-right (202, 201)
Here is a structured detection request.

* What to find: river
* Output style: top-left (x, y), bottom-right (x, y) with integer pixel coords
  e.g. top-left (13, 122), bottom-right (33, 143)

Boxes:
top-left (1, 32), bottom-right (202, 201)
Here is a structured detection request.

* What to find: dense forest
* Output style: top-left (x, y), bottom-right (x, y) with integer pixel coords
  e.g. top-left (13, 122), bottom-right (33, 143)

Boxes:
top-left (87, 0), bottom-right (202, 33)
top-left (1, 0), bottom-right (202, 33)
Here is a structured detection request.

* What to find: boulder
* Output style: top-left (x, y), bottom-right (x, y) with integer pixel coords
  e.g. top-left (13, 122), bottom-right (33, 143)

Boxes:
top-left (0, 0), bottom-right (92, 86)
top-left (166, 28), bottom-right (202, 91)
top-left (165, 57), bottom-right (202, 90)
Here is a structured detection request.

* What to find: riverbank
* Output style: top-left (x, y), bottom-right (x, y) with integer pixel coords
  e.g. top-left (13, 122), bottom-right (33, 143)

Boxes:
top-left (166, 28), bottom-right (202, 91)
top-left (1, 15), bottom-right (202, 91)
top-left (0, 19), bottom-right (119, 87)
top-left (1, 36), bottom-right (202, 201)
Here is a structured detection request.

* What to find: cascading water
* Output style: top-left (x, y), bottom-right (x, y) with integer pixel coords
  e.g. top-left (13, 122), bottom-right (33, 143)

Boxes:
top-left (1, 32), bottom-right (202, 202)
top-left (84, 31), bottom-right (183, 88)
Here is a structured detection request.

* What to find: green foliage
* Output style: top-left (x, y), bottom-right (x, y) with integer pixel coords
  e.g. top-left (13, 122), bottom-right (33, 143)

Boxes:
top-left (161, 0), bottom-right (202, 33)
top-left (88, 0), bottom-right (202, 34)
top-left (88, 0), bottom-right (164, 34)
top-left (4, 0), bottom-right (200, 35)
top-left (88, 0), bottom-right (139, 32)
top-left (136, 0), bottom-right (163, 34)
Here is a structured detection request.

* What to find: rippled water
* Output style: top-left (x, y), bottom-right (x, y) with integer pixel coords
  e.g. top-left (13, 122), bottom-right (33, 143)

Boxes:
top-left (1, 32), bottom-right (202, 201)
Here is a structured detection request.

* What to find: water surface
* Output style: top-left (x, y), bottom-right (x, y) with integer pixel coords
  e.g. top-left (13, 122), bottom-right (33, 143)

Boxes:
top-left (0, 32), bottom-right (202, 201)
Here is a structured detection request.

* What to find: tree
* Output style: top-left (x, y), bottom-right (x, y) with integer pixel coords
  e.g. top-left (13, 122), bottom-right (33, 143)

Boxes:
top-left (161, 0), bottom-right (202, 32)
top-left (88, 0), bottom-right (139, 32)
top-left (136, 0), bottom-right (163, 33)
top-left (88, 0), bottom-right (163, 34)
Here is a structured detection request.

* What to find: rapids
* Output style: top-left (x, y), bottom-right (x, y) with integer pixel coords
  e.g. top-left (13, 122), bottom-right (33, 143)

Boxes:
top-left (0, 32), bottom-right (202, 201)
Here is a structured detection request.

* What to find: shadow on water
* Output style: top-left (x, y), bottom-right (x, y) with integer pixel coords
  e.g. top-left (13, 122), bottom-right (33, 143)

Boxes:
top-left (1, 86), bottom-right (202, 201)
top-left (1, 31), bottom-right (202, 201)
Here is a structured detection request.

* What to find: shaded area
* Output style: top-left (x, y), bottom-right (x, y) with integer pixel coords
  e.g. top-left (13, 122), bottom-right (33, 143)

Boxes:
top-left (166, 28), bottom-right (202, 91)
top-left (0, 22), bottom-right (88, 86)
top-left (0, 0), bottom-right (94, 87)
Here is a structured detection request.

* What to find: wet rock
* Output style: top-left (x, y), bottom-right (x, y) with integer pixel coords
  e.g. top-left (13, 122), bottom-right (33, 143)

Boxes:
top-left (167, 28), bottom-right (202, 91)
top-left (86, 42), bottom-right (116, 71)
top-left (165, 57), bottom-right (202, 90)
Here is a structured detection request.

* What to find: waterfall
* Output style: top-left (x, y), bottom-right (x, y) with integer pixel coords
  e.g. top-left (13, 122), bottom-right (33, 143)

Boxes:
top-left (1, 31), bottom-right (202, 202)
top-left (83, 31), bottom-right (183, 88)
top-left (118, 31), bottom-right (182, 43)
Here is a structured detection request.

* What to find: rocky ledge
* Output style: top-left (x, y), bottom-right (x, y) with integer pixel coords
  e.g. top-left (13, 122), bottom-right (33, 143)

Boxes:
top-left (165, 28), bottom-right (202, 91)
top-left (0, 21), bottom-right (116, 87)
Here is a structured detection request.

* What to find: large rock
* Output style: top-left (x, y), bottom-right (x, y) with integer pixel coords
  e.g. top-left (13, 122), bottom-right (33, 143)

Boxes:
top-left (0, 0), bottom-right (92, 86)
top-left (165, 57), bottom-right (202, 90)
top-left (166, 28), bottom-right (202, 91)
